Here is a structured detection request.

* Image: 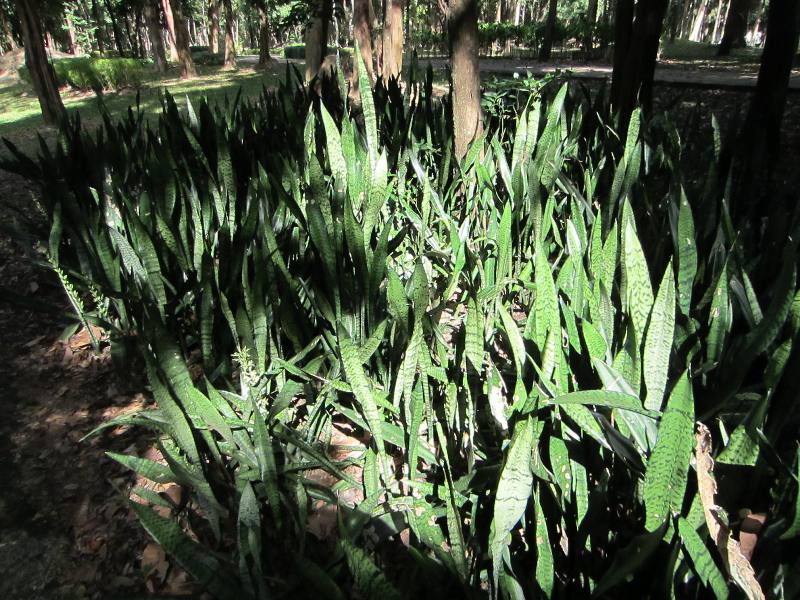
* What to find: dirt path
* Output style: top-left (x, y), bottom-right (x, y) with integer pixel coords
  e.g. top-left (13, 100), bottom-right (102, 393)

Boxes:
top-left (0, 172), bottom-right (150, 600)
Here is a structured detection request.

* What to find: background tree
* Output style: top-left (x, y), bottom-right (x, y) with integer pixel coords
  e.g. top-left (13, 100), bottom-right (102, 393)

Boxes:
top-left (382, 0), bottom-right (403, 79)
top-left (729, 0), bottom-right (799, 220)
top-left (584, 0), bottom-right (599, 52)
top-left (304, 0), bottom-right (330, 81)
top-left (253, 0), bottom-right (271, 65)
top-left (539, 0), bottom-right (557, 59)
top-left (169, 0), bottom-right (196, 76)
top-left (353, 0), bottom-right (374, 80)
top-left (718, 0), bottom-right (755, 53)
top-left (144, 0), bottom-right (167, 72)
top-left (223, 0), bottom-right (235, 67)
top-left (14, 0), bottom-right (65, 125)
top-left (208, 0), bottom-right (220, 53)
top-left (445, 0), bottom-right (482, 159)
top-left (611, 0), bottom-right (670, 131)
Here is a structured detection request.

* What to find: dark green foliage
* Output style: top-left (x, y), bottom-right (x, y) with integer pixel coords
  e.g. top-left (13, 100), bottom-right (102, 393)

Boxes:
top-left (4, 65), bottom-right (800, 599)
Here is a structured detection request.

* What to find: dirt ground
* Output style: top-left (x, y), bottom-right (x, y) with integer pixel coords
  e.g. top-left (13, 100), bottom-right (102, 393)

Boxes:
top-left (0, 171), bottom-right (153, 600)
top-left (0, 76), bottom-right (797, 599)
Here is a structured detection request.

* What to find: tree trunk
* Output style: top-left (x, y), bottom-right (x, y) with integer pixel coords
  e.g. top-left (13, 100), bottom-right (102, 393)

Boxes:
top-left (208, 0), bottom-right (220, 53)
top-left (144, 0), bottom-right (167, 72)
top-left (304, 0), bottom-right (330, 81)
top-left (611, 0), bottom-right (670, 133)
top-left (222, 0), bottom-right (235, 67)
top-left (91, 0), bottom-right (106, 53)
top-left (731, 0), bottom-right (799, 217)
top-left (102, 0), bottom-right (127, 56)
top-left (540, 0), bottom-right (558, 60)
top-left (257, 4), bottom-right (271, 65)
top-left (584, 0), bottom-right (599, 52)
top-left (712, 0), bottom-right (729, 42)
top-left (447, 0), bottom-right (483, 159)
top-left (353, 0), bottom-right (375, 80)
top-left (690, 0), bottom-right (709, 40)
top-left (15, 0), bottom-right (66, 125)
top-left (382, 0), bottom-right (403, 79)
top-left (169, 0), bottom-right (196, 77)
top-left (162, 0), bottom-right (179, 61)
top-left (718, 0), bottom-right (755, 53)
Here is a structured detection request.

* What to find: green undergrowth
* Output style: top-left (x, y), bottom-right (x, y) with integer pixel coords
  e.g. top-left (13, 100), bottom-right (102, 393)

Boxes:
top-left (2, 54), bottom-right (800, 599)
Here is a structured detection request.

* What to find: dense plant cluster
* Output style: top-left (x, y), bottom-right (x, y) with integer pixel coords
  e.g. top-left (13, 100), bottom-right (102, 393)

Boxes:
top-left (18, 56), bottom-right (148, 92)
top-left (4, 57), bottom-right (800, 599)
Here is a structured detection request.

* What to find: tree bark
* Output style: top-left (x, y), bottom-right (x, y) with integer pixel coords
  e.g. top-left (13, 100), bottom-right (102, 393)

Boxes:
top-left (353, 0), bottom-right (375, 80)
top-left (90, 0), bottom-right (105, 53)
top-left (690, 0), bottom-right (710, 40)
top-left (382, 0), bottom-right (403, 79)
top-left (15, 0), bottom-right (66, 125)
top-left (712, 0), bottom-right (729, 42)
top-left (144, 0), bottom-right (167, 72)
top-left (304, 0), bottom-right (330, 81)
top-left (257, 4), bottom-right (271, 65)
top-left (103, 0), bottom-right (127, 56)
top-left (718, 0), bottom-right (755, 54)
top-left (161, 0), bottom-right (179, 61)
top-left (168, 0), bottom-right (196, 77)
top-left (540, 0), bottom-right (558, 60)
top-left (222, 0), bottom-right (235, 67)
top-left (584, 0), bottom-right (599, 52)
top-left (209, 0), bottom-right (220, 53)
top-left (611, 0), bottom-right (669, 133)
top-left (447, 0), bottom-right (483, 159)
top-left (732, 0), bottom-right (799, 214)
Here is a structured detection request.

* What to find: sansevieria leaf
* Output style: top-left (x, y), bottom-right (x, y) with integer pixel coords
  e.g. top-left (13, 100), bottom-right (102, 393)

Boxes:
top-left (643, 371), bottom-right (694, 531)
top-left (643, 261), bottom-right (675, 411)
top-left (490, 416), bottom-right (536, 592)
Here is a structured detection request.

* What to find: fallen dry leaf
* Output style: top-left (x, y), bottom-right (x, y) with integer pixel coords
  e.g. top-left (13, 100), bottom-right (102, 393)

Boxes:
top-left (695, 423), bottom-right (765, 600)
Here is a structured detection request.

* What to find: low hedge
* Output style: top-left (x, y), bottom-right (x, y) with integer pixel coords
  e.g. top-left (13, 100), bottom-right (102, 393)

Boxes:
top-left (19, 57), bottom-right (148, 92)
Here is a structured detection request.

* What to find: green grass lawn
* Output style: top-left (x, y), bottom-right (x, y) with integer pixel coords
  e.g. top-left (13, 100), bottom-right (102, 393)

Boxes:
top-left (0, 59), bottom-right (297, 158)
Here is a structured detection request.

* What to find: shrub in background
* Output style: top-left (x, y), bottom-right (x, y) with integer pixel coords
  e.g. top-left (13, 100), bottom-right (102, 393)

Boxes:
top-left (19, 56), bottom-right (148, 92)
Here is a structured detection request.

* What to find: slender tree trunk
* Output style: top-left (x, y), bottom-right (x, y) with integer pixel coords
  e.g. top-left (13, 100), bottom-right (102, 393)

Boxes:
top-left (136, 8), bottom-right (148, 57)
top-left (169, 0), bottom-right (197, 77)
top-left (690, 0), bottom-right (710, 40)
top-left (103, 0), bottom-right (127, 56)
top-left (144, 0), bottom-right (167, 72)
top-left (712, 0), bottom-right (728, 41)
top-left (15, 0), bottom-right (66, 125)
top-left (718, 0), bottom-right (755, 53)
top-left (731, 0), bottom-right (799, 218)
top-left (447, 0), bottom-right (483, 159)
top-left (222, 0), bottom-right (235, 67)
top-left (353, 0), bottom-right (375, 80)
top-left (584, 0), bottom-right (599, 52)
top-left (382, 0), bottom-right (403, 79)
top-left (125, 8), bottom-right (139, 57)
top-left (162, 0), bottom-right (179, 60)
top-left (208, 0), bottom-right (220, 53)
top-left (304, 0), bottom-right (330, 81)
top-left (612, 0), bottom-right (669, 132)
top-left (540, 0), bottom-right (558, 59)
top-left (257, 4), bottom-right (271, 65)
top-left (91, 0), bottom-right (106, 52)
